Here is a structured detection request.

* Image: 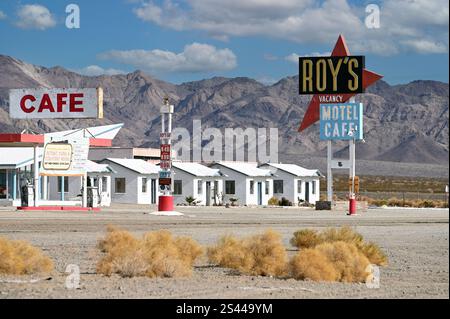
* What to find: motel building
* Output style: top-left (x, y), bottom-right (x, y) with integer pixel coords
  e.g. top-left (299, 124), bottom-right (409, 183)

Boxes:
top-left (170, 161), bottom-right (224, 206)
top-left (210, 162), bottom-right (274, 206)
top-left (259, 163), bottom-right (323, 205)
top-left (99, 158), bottom-right (159, 205)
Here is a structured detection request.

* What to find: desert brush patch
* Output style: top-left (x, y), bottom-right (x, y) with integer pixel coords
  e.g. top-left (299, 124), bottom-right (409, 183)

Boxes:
top-left (97, 226), bottom-right (203, 278)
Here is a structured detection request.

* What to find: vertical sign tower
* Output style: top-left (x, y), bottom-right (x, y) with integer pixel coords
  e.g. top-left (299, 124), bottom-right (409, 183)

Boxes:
top-left (152, 97), bottom-right (183, 216)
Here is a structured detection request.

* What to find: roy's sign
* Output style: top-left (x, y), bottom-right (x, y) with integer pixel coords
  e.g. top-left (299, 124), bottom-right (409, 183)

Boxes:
top-left (320, 103), bottom-right (363, 141)
top-left (299, 56), bottom-right (364, 95)
top-left (9, 88), bottom-right (103, 119)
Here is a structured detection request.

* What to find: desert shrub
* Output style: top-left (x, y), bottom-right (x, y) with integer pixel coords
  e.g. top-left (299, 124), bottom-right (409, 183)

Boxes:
top-left (268, 197), bottom-right (279, 206)
top-left (0, 236), bottom-right (53, 275)
top-left (97, 226), bottom-right (203, 278)
top-left (185, 196), bottom-right (196, 206)
top-left (290, 226), bottom-right (388, 266)
top-left (320, 226), bottom-right (364, 247)
top-left (290, 229), bottom-right (322, 249)
top-left (207, 230), bottom-right (288, 277)
top-left (387, 198), bottom-right (404, 207)
top-left (417, 200), bottom-right (436, 208)
top-left (315, 241), bottom-right (370, 282)
top-left (368, 199), bottom-right (388, 207)
top-left (278, 197), bottom-right (293, 206)
top-left (289, 248), bottom-right (338, 282)
top-left (359, 242), bottom-right (388, 266)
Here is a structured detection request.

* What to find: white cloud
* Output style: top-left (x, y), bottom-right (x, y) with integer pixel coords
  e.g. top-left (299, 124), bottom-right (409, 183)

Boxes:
top-left (285, 52), bottom-right (331, 63)
top-left (74, 65), bottom-right (126, 77)
top-left (132, 0), bottom-right (449, 55)
top-left (98, 43), bottom-right (237, 73)
top-left (16, 4), bottom-right (56, 30)
top-left (401, 39), bottom-right (448, 54)
top-left (0, 10), bottom-right (6, 20)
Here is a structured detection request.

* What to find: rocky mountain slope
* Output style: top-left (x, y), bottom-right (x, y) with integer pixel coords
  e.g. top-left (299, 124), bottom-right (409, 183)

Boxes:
top-left (0, 54), bottom-right (448, 165)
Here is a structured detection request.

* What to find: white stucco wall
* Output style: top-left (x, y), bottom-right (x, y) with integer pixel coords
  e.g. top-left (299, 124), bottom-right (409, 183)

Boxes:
top-left (100, 160), bottom-right (158, 205)
top-left (245, 177), bottom-right (272, 206)
top-left (210, 164), bottom-right (272, 206)
top-left (260, 164), bottom-right (321, 205)
top-left (171, 168), bottom-right (223, 206)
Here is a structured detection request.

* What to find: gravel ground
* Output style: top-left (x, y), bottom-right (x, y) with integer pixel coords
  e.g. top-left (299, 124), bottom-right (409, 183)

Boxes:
top-left (0, 205), bottom-right (448, 299)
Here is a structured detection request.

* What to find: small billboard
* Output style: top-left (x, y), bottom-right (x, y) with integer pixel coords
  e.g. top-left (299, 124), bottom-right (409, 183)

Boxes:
top-left (320, 103), bottom-right (363, 140)
top-left (9, 88), bottom-right (103, 119)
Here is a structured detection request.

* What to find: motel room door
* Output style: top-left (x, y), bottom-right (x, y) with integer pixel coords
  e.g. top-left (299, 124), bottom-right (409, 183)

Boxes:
top-left (257, 182), bottom-right (262, 206)
top-left (305, 182), bottom-right (310, 203)
top-left (206, 181), bottom-right (211, 206)
top-left (151, 179), bottom-right (157, 204)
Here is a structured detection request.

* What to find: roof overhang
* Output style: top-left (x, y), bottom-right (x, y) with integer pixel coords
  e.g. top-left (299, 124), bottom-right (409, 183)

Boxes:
top-left (0, 133), bottom-right (113, 147)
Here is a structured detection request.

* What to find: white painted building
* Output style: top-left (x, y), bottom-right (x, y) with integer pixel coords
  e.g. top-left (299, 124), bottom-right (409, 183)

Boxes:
top-left (46, 160), bottom-right (114, 207)
top-left (0, 148), bottom-right (114, 207)
top-left (259, 163), bottom-right (322, 205)
top-left (99, 158), bottom-right (159, 205)
top-left (171, 162), bottom-right (223, 206)
top-left (210, 162), bottom-right (273, 206)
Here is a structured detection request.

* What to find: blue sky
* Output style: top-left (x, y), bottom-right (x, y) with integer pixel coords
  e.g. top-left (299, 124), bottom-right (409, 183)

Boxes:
top-left (0, 0), bottom-right (448, 85)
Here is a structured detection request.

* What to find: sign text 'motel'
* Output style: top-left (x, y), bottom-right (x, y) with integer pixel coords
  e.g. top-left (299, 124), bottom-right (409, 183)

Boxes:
top-left (299, 56), bottom-right (365, 95)
top-left (320, 103), bottom-right (363, 141)
top-left (9, 88), bottom-right (103, 119)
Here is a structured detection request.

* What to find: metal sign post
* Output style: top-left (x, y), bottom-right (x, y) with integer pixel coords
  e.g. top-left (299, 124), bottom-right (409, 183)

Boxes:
top-left (151, 97), bottom-right (183, 216)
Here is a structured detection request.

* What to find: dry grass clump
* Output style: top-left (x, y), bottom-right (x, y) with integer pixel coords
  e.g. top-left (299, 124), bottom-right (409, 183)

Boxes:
top-left (97, 226), bottom-right (203, 278)
top-left (290, 226), bottom-right (388, 266)
top-left (290, 229), bottom-right (322, 249)
top-left (0, 236), bottom-right (53, 275)
top-left (315, 242), bottom-right (370, 282)
top-left (289, 241), bottom-right (371, 283)
top-left (207, 230), bottom-right (288, 277)
top-left (290, 248), bottom-right (338, 282)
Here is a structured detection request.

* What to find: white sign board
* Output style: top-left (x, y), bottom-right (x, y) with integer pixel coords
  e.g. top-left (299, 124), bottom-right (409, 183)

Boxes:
top-left (331, 159), bottom-right (351, 169)
top-left (9, 88), bottom-right (103, 119)
top-left (40, 136), bottom-right (90, 176)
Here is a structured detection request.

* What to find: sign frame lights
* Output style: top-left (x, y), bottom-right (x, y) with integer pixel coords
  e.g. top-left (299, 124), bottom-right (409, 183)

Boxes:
top-left (320, 103), bottom-right (363, 141)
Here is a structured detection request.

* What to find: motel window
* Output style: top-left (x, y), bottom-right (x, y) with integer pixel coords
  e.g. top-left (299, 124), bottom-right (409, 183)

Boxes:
top-left (297, 180), bottom-right (302, 194)
top-left (115, 178), bottom-right (126, 194)
top-left (174, 180), bottom-right (183, 195)
top-left (265, 181), bottom-right (270, 195)
top-left (273, 180), bottom-right (283, 194)
top-left (57, 176), bottom-right (69, 193)
top-left (312, 181), bottom-right (316, 194)
top-left (142, 177), bottom-right (148, 193)
top-left (101, 177), bottom-right (108, 193)
top-left (249, 180), bottom-right (254, 195)
top-left (225, 181), bottom-right (235, 195)
top-left (197, 180), bottom-right (203, 195)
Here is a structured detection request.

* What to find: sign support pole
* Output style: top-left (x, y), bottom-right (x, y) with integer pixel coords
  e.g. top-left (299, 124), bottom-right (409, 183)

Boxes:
top-left (327, 140), bottom-right (333, 202)
top-left (33, 145), bottom-right (39, 207)
top-left (348, 97), bottom-right (357, 215)
top-left (82, 173), bottom-right (88, 208)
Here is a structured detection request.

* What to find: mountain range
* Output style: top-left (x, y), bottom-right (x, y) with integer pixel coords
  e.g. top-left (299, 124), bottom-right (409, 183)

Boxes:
top-left (0, 54), bottom-right (448, 166)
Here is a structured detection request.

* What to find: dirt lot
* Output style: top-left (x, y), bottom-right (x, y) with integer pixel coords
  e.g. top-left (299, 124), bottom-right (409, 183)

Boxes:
top-left (0, 204), bottom-right (448, 299)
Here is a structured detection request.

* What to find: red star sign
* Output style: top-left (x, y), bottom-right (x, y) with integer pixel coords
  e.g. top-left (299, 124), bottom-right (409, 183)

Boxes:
top-left (298, 34), bottom-right (383, 132)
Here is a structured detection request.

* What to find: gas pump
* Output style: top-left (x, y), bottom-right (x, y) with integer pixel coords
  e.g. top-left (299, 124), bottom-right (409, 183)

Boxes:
top-left (20, 179), bottom-right (34, 207)
top-left (85, 177), bottom-right (99, 208)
